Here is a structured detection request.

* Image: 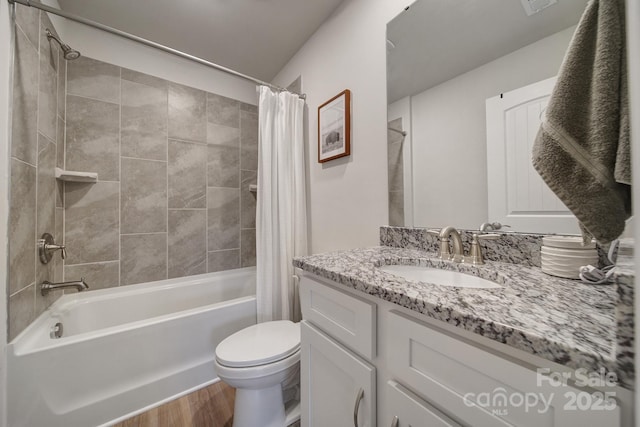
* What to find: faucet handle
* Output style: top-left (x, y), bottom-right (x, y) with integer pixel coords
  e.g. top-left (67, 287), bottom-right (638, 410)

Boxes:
top-left (426, 229), bottom-right (441, 236)
top-left (46, 243), bottom-right (66, 259)
top-left (467, 233), bottom-right (500, 265)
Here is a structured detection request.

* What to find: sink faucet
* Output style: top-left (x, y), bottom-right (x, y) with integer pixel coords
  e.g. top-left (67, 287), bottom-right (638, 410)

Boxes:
top-left (428, 226), bottom-right (464, 262)
top-left (41, 278), bottom-right (89, 296)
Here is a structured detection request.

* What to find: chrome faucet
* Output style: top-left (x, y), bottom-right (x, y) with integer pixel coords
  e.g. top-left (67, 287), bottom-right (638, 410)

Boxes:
top-left (428, 226), bottom-right (464, 262)
top-left (41, 278), bottom-right (89, 296)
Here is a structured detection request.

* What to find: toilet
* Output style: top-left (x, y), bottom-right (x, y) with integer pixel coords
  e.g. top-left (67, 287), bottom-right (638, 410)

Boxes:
top-left (214, 320), bottom-right (301, 427)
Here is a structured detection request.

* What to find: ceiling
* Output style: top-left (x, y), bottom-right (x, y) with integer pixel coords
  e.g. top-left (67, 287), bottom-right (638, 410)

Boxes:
top-left (387, 0), bottom-right (589, 103)
top-left (58, 0), bottom-right (345, 82)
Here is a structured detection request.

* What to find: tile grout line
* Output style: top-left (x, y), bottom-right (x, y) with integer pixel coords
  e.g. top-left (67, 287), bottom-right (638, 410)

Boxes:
top-left (205, 92), bottom-right (209, 274)
top-left (166, 83), bottom-right (170, 280)
top-left (118, 65), bottom-right (122, 287)
top-left (32, 10), bottom-right (42, 319)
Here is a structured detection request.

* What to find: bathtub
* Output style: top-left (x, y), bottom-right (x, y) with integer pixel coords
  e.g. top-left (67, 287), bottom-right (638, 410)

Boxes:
top-left (8, 267), bottom-right (257, 427)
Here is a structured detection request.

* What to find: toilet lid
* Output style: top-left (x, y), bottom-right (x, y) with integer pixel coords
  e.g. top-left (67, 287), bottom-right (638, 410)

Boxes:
top-left (216, 320), bottom-right (301, 368)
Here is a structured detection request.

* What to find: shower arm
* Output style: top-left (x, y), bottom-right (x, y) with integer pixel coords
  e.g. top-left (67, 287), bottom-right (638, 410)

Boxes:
top-left (7, 0), bottom-right (306, 99)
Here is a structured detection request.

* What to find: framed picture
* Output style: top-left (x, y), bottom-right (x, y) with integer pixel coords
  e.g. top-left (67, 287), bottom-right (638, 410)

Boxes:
top-left (318, 89), bottom-right (351, 163)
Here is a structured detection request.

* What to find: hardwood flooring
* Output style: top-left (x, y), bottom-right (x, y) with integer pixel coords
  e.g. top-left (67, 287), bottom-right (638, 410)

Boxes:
top-left (113, 381), bottom-right (235, 427)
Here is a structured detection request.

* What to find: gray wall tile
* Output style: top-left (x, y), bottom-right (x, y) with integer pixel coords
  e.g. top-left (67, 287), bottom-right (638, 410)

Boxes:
top-left (57, 49), bottom-right (66, 120)
top-left (65, 261), bottom-right (120, 291)
top-left (168, 83), bottom-right (206, 142)
top-left (208, 144), bottom-right (239, 188)
top-left (168, 139), bottom-right (206, 208)
top-left (121, 68), bottom-right (167, 89)
top-left (8, 285), bottom-right (35, 341)
top-left (208, 250), bottom-right (240, 273)
top-left (67, 56), bottom-right (120, 103)
top-left (38, 54), bottom-right (58, 141)
top-left (241, 229), bottom-right (256, 268)
top-left (15, 6), bottom-right (39, 49)
top-left (54, 207), bottom-right (64, 283)
top-left (240, 170), bottom-right (257, 229)
top-left (35, 137), bottom-right (58, 313)
top-left (168, 210), bottom-right (206, 278)
top-left (121, 233), bottom-right (167, 285)
top-left (56, 116), bottom-right (64, 169)
top-left (389, 191), bottom-right (405, 227)
top-left (240, 110), bottom-right (258, 171)
top-left (12, 28), bottom-right (39, 165)
top-left (240, 102), bottom-right (258, 114)
top-left (207, 93), bottom-right (240, 128)
top-left (207, 123), bottom-right (239, 188)
top-left (121, 79), bottom-right (168, 161)
top-left (121, 158), bottom-right (167, 233)
top-left (9, 159), bottom-right (36, 295)
top-left (39, 14), bottom-right (58, 73)
top-left (207, 187), bottom-right (240, 251)
top-left (65, 181), bottom-right (119, 264)
top-left (207, 122), bottom-right (239, 146)
top-left (36, 134), bottom-right (56, 251)
top-left (66, 95), bottom-right (120, 181)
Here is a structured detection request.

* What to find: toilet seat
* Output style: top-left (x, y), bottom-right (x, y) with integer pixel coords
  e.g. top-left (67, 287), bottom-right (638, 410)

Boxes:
top-left (216, 320), bottom-right (300, 368)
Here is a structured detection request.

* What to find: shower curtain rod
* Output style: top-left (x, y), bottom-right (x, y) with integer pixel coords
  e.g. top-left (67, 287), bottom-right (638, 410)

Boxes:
top-left (8, 0), bottom-right (306, 99)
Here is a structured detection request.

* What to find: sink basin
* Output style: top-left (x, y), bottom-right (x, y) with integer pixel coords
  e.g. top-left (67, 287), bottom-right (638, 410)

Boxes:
top-left (378, 265), bottom-right (501, 289)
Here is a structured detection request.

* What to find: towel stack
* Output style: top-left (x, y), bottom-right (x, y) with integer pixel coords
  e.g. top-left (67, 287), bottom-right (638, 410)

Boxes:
top-left (541, 236), bottom-right (598, 279)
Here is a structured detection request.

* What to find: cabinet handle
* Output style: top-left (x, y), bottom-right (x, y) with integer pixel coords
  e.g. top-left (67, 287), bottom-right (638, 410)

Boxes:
top-left (353, 387), bottom-right (364, 427)
top-left (391, 415), bottom-right (399, 427)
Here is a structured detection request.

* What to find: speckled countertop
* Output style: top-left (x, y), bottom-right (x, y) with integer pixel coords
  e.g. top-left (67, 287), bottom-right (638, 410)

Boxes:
top-left (293, 245), bottom-right (635, 390)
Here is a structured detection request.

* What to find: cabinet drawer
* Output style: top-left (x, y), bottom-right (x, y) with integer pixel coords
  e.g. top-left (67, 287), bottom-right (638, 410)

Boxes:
top-left (387, 380), bottom-right (460, 427)
top-left (300, 275), bottom-right (376, 360)
top-left (387, 310), bottom-right (619, 427)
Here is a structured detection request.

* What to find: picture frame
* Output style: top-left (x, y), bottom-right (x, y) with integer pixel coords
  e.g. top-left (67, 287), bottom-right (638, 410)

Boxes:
top-left (318, 89), bottom-right (351, 163)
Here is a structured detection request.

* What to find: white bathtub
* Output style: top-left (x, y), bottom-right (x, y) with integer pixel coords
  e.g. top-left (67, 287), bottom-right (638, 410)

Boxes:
top-left (8, 267), bottom-right (257, 427)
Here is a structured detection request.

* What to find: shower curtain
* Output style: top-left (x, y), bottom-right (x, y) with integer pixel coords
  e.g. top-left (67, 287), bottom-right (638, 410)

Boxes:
top-left (256, 86), bottom-right (308, 322)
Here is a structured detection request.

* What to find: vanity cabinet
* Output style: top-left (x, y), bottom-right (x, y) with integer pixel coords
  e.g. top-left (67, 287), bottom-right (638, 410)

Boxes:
top-left (301, 321), bottom-right (376, 427)
top-left (299, 273), bottom-right (629, 427)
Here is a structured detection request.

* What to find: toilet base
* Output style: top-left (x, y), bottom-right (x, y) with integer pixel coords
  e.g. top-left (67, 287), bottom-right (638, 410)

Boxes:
top-left (232, 384), bottom-right (285, 427)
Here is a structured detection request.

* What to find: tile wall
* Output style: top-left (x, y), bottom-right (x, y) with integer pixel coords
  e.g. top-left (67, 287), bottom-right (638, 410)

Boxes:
top-left (8, 6), bottom-right (65, 340)
top-left (387, 118), bottom-right (404, 226)
top-left (8, 6), bottom-right (258, 340)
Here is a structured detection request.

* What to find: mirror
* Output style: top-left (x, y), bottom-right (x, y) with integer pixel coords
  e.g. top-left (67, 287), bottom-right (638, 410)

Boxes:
top-left (386, 0), bottom-right (588, 232)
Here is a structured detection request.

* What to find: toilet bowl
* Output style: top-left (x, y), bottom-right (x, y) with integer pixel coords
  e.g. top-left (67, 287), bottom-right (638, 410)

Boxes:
top-left (214, 320), bottom-right (301, 427)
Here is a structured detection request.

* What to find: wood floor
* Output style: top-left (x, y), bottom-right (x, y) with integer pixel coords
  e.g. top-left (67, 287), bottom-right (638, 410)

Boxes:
top-left (113, 381), bottom-right (235, 427)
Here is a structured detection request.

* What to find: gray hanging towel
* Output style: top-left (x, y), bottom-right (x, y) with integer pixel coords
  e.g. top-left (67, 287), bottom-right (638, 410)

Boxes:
top-left (532, 0), bottom-right (630, 244)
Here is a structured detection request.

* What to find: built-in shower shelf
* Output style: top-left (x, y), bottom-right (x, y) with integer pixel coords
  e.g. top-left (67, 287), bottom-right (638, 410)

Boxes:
top-left (249, 184), bottom-right (257, 193)
top-left (55, 168), bottom-right (98, 183)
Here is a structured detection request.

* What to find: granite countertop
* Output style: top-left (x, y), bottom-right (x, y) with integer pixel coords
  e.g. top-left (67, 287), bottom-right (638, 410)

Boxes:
top-left (293, 246), bottom-right (634, 390)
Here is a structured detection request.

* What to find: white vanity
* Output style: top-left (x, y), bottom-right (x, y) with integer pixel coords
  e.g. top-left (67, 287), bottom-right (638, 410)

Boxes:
top-left (296, 234), bottom-right (634, 427)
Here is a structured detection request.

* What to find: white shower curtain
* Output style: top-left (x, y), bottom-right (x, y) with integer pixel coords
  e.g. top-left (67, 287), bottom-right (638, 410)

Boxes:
top-left (256, 86), bottom-right (308, 322)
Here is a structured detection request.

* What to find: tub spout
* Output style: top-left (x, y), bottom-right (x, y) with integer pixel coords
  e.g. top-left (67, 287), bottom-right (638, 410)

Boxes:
top-left (41, 278), bottom-right (89, 296)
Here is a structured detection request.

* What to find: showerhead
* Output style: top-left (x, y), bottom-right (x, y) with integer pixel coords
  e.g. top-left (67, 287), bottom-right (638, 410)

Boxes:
top-left (61, 46), bottom-right (81, 61)
top-left (45, 28), bottom-right (81, 61)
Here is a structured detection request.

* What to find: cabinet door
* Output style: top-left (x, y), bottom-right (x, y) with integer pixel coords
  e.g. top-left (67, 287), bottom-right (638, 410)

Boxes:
top-left (301, 320), bottom-right (376, 427)
top-left (387, 380), bottom-right (461, 427)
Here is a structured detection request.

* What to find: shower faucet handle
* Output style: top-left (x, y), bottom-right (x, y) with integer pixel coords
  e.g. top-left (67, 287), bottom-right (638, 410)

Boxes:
top-left (38, 233), bottom-right (66, 264)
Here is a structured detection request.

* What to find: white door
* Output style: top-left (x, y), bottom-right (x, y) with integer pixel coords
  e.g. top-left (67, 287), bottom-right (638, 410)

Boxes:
top-left (301, 320), bottom-right (376, 427)
top-left (486, 77), bottom-right (580, 234)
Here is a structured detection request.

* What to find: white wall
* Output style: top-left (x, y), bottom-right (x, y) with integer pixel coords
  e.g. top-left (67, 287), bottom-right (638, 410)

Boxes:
top-left (409, 26), bottom-right (575, 230)
top-left (0, 1), bottom-right (12, 425)
top-left (62, 20), bottom-right (258, 104)
top-left (272, 0), bottom-right (407, 253)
